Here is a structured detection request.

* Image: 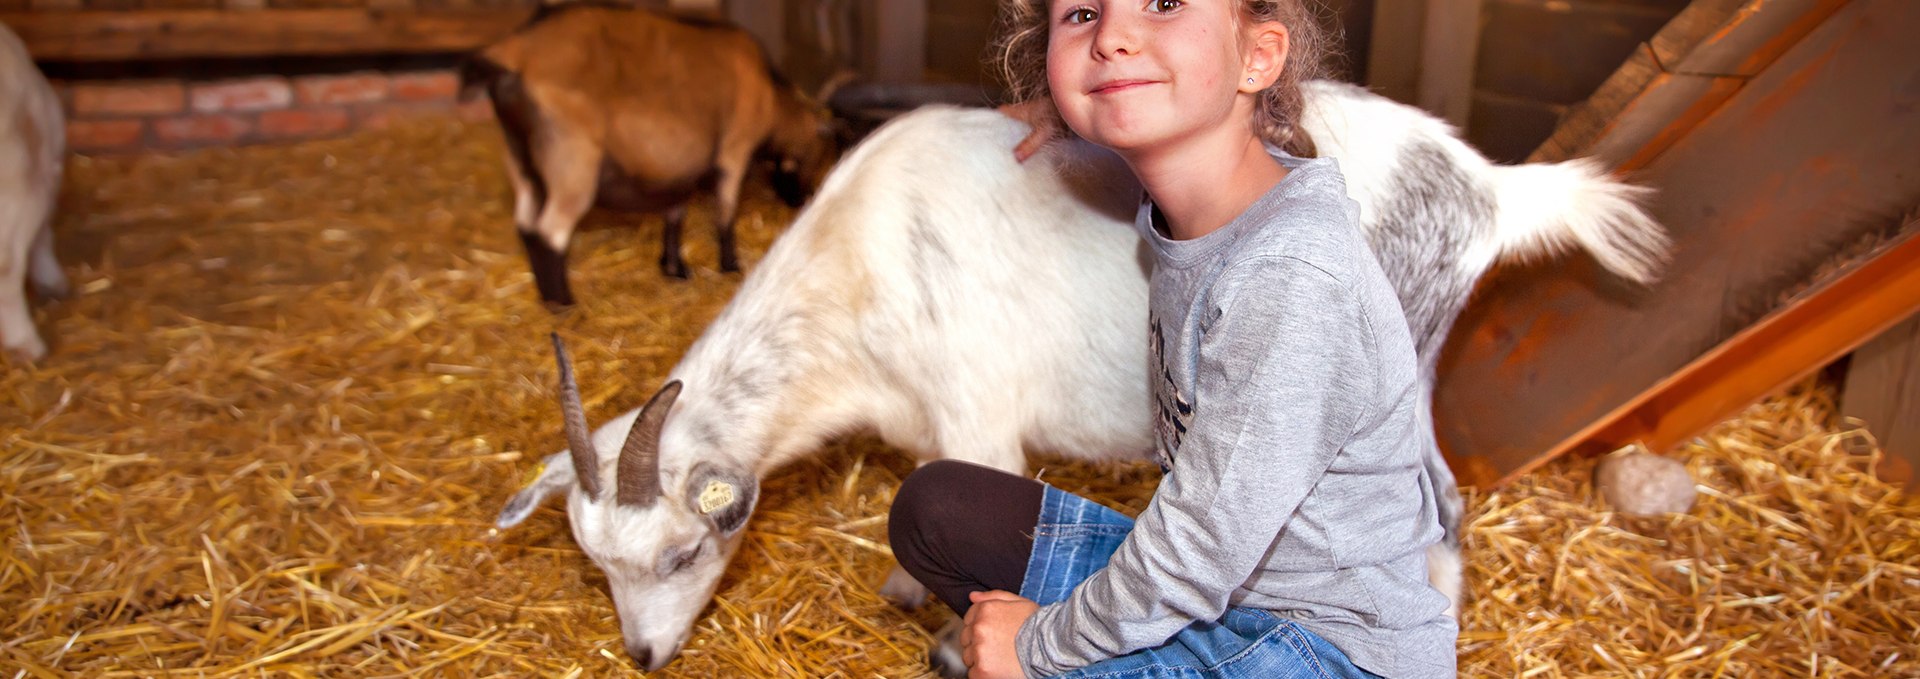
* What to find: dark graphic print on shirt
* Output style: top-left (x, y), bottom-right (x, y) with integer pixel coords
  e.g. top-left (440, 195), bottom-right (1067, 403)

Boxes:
top-left (1149, 316), bottom-right (1192, 471)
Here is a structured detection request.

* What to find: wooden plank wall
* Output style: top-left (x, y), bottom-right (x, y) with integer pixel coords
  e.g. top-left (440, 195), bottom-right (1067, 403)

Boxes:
top-left (1844, 314), bottom-right (1920, 486)
top-left (1467, 0), bottom-right (1688, 162)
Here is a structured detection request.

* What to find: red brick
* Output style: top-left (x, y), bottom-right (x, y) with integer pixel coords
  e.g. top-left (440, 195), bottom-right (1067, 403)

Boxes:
top-left (191, 77), bottom-right (293, 113)
top-left (153, 114), bottom-right (252, 146)
top-left (294, 73), bottom-right (389, 106)
top-left (390, 71), bottom-right (461, 102)
top-left (259, 107), bottom-right (351, 138)
top-left (354, 101), bottom-right (449, 130)
top-left (457, 97), bottom-right (495, 122)
top-left (71, 81), bottom-right (186, 116)
top-left (66, 119), bottom-right (147, 151)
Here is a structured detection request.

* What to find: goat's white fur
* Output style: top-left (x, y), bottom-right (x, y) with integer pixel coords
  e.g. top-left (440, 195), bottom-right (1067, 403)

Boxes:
top-left (0, 23), bottom-right (68, 364)
top-left (498, 81), bottom-right (1668, 667)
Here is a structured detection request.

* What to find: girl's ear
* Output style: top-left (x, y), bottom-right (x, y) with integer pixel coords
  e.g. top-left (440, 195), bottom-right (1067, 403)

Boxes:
top-left (1241, 20), bottom-right (1291, 92)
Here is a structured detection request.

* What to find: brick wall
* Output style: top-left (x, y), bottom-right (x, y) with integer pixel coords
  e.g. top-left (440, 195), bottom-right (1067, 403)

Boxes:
top-left (54, 68), bottom-right (492, 154)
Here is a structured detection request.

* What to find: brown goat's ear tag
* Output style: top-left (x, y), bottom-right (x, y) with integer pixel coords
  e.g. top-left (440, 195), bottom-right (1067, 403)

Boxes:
top-left (697, 480), bottom-right (736, 514)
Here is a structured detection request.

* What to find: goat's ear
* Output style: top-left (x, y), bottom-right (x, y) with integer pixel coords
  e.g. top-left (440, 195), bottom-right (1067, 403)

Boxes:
top-left (497, 452), bottom-right (577, 528)
top-left (683, 463), bottom-right (759, 536)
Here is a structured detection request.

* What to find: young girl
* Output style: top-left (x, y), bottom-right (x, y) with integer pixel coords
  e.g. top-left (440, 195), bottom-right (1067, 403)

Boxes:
top-left (888, 1), bottom-right (1457, 677)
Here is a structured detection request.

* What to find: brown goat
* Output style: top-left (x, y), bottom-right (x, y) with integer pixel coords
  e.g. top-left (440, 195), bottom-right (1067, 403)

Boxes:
top-left (461, 5), bottom-right (836, 306)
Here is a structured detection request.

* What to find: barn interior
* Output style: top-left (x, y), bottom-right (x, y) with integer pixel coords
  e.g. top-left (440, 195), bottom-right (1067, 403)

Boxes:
top-left (2, 0), bottom-right (1917, 676)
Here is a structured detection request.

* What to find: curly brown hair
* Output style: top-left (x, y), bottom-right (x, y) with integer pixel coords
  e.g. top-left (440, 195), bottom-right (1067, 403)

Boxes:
top-left (992, 0), bottom-right (1330, 153)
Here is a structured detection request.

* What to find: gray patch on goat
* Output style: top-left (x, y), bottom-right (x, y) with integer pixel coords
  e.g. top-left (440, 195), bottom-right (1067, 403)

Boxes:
top-left (1366, 139), bottom-right (1497, 378)
top-left (907, 195), bottom-right (952, 325)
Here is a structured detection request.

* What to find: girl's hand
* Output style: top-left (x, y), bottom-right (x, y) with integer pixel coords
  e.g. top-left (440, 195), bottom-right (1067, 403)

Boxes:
top-left (961, 590), bottom-right (1039, 679)
top-left (996, 99), bottom-right (1062, 163)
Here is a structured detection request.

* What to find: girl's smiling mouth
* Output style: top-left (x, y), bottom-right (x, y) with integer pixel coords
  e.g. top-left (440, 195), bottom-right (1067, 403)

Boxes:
top-left (1090, 79), bottom-right (1158, 95)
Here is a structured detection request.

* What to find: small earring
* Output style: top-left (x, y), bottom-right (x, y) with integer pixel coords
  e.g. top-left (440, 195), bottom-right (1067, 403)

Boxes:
top-left (1247, 77), bottom-right (1256, 84)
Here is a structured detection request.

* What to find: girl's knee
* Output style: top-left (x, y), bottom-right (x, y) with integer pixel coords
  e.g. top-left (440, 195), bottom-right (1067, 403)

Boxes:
top-left (892, 460), bottom-right (1035, 547)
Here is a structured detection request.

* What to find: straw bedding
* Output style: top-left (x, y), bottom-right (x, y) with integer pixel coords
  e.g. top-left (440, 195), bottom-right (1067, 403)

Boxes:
top-left (3, 116), bottom-right (1915, 677)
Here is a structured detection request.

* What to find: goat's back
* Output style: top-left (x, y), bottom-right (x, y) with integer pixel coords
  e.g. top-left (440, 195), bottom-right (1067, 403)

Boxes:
top-left (736, 106), bottom-right (1155, 463)
top-left (477, 7), bottom-right (787, 181)
top-left (483, 8), bottom-right (771, 102)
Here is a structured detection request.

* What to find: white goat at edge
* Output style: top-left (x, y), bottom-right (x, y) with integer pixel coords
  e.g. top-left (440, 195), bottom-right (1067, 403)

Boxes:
top-left (1, 24), bottom-right (69, 364)
top-left (494, 81), bottom-right (1668, 671)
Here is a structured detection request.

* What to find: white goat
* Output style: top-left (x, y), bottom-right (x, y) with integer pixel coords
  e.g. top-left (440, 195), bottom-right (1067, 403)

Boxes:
top-left (495, 81), bottom-right (1667, 671)
top-left (0, 23), bottom-right (69, 364)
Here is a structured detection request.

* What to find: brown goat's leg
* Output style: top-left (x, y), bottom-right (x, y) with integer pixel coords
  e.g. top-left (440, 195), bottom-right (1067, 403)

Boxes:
top-left (502, 156), bottom-right (570, 308)
top-left (711, 161), bottom-right (746, 274)
top-left (659, 205), bottom-right (690, 279)
top-left (527, 134), bottom-right (602, 308)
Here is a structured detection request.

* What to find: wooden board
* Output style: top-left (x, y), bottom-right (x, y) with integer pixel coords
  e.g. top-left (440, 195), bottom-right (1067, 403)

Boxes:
top-left (2, 9), bottom-right (535, 62)
top-left (1843, 311), bottom-right (1920, 487)
top-left (1434, 0), bottom-right (1920, 487)
top-left (1529, 0), bottom-right (1849, 167)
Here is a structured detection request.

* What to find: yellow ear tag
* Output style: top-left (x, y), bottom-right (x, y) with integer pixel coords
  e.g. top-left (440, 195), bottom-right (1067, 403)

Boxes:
top-left (698, 481), bottom-right (735, 514)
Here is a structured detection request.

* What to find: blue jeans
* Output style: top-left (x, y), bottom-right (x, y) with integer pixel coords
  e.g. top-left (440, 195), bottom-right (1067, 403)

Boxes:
top-left (1020, 485), bottom-right (1382, 679)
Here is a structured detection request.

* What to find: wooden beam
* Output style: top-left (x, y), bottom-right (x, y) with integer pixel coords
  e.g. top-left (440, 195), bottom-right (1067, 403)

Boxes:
top-left (728, 0), bottom-right (787, 65)
top-left (1367, 0), bottom-right (1426, 104)
top-left (2, 9), bottom-right (535, 62)
top-left (1414, 0), bottom-right (1483, 127)
top-left (1433, 0), bottom-right (1920, 488)
top-left (1497, 228), bottom-right (1920, 486)
top-left (1842, 310), bottom-right (1920, 487)
top-left (1528, 0), bottom-right (1850, 167)
top-left (867, 0), bottom-right (927, 82)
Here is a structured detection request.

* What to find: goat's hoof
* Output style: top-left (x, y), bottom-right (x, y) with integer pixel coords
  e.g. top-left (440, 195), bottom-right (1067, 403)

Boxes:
top-left (660, 260), bottom-right (691, 280)
top-left (879, 566), bottom-right (929, 611)
top-left (32, 277), bottom-right (71, 301)
top-left (4, 339), bottom-right (48, 365)
top-left (719, 258), bottom-right (741, 274)
top-left (928, 618), bottom-right (967, 678)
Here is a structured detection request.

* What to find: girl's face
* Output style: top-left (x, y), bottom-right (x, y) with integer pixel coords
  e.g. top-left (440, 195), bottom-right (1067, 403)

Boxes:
top-left (1046, 0), bottom-right (1256, 154)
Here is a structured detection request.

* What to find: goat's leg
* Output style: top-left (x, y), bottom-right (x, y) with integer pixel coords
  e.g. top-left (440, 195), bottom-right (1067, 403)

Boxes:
top-left (658, 204), bottom-right (690, 279)
top-left (27, 221), bottom-right (67, 300)
top-left (1, 193), bottom-right (47, 363)
top-left (526, 133), bottom-right (601, 308)
top-left (0, 252), bottom-right (44, 363)
top-left (710, 158), bottom-right (747, 274)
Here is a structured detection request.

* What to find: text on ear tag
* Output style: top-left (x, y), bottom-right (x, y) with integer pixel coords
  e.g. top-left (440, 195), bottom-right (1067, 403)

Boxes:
top-left (698, 480), bottom-right (735, 514)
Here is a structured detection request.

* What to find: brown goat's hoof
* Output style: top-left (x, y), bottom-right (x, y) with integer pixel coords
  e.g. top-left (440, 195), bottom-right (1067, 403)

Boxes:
top-left (660, 260), bottom-right (691, 279)
top-left (719, 258), bottom-right (741, 274)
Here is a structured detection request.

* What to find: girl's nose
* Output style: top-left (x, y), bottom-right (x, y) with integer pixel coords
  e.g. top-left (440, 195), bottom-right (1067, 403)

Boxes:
top-left (1092, 13), bottom-right (1140, 58)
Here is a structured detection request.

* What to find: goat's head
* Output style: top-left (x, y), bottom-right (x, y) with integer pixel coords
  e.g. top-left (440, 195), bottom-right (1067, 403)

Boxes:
top-left (769, 87), bottom-right (845, 209)
top-left (496, 334), bottom-right (759, 672)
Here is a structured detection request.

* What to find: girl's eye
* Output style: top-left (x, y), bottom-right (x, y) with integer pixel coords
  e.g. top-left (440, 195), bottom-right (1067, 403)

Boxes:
top-left (1063, 7), bottom-right (1098, 24)
top-left (1147, 0), bottom-right (1182, 12)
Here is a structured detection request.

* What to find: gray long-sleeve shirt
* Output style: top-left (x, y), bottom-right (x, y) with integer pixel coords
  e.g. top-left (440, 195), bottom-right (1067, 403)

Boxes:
top-left (1016, 152), bottom-right (1457, 678)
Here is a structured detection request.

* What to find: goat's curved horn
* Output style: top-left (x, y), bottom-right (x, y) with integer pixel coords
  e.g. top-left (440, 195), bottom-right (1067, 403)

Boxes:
top-left (814, 68), bottom-right (857, 106)
top-left (617, 380), bottom-right (683, 507)
top-left (551, 333), bottom-right (602, 501)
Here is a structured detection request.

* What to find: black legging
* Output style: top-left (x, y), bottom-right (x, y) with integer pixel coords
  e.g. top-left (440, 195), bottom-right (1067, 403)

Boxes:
top-left (889, 460), bottom-right (1046, 615)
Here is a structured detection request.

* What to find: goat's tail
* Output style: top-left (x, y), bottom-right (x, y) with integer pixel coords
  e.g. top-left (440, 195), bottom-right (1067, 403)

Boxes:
top-left (1487, 158), bottom-right (1670, 284)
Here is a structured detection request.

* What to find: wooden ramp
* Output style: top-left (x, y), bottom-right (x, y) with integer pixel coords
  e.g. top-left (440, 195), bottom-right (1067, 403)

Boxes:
top-left (1434, 0), bottom-right (1920, 487)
